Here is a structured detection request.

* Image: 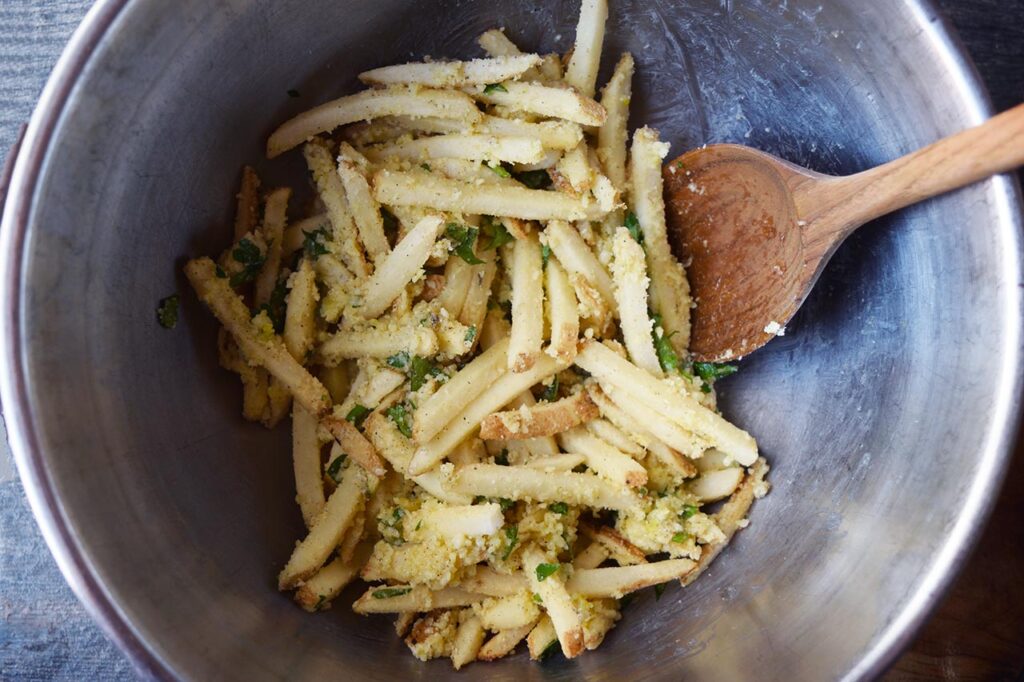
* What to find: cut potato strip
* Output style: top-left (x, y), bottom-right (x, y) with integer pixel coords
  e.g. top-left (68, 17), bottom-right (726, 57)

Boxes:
top-left (544, 220), bottom-right (616, 310)
top-left (507, 234), bottom-right (545, 372)
top-left (436, 255), bottom-right (474, 319)
top-left (602, 382), bottom-right (709, 458)
top-left (479, 391), bottom-right (598, 440)
top-left (318, 324), bottom-right (439, 363)
top-left (690, 467), bottom-right (744, 503)
top-left (573, 542), bottom-right (611, 570)
top-left (414, 338), bottom-right (510, 444)
top-left (447, 464), bottom-right (639, 511)
top-left (610, 227), bottom-right (662, 376)
top-left (294, 557), bottom-right (359, 612)
top-left (419, 503), bottom-right (504, 537)
top-left (566, 559), bottom-right (697, 598)
top-left (585, 418), bottom-right (644, 457)
top-left (278, 463), bottom-right (367, 589)
top-left (267, 85), bottom-right (482, 158)
top-left (475, 592), bottom-right (541, 631)
top-left (458, 258), bottom-right (498, 339)
top-left (576, 341), bottom-right (758, 465)
top-left (283, 258), bottom-right (318, 363)
top-left (217, 329), bottom-right (270, 422)
top-left (523, 546), bottom-right (584, 659)
top-left (253, 187), bottom-right (291, 307)
top-left (527, 615), bottom-right (559, 660)
top-left (365, 134), bottom-right (545, 165)
top-left (451, 615), bottom-right (486, 670)
top-left (337, 142), bottom-right (390, 265)
top-left (476, 620), bottom-right (537, 661)
top-left (409, 355), bottom-right (567, 474)
top-left (597, 53), bottom-right (633, 193)
top-left (565, 0), bottom-right (609, 97)
top-left (466, 82), bottom-right (607, 127)
top-left (373, 170), bottom-right (605, 221)
top-left (525, 453), bottom-right (587, 471)
top-left (356, 215), bottom-right (444, 319)
top-left (460, 567), bottom-right (529, 597)
top-left (321, 415), bottom-right (388, 477)
top-left (282, 214), bottom-right (329, 261)
top-left (359, 55), bottom-right (541, 88)
top-left (233, 165), bottom-right (261, 241)
top-left (292, 405), bottom-right (326, 528)
top-left (477, 28), bottom-right (522, 57)
top-left (558, 427), bottom-right (647, 489)
top-left (630, 127), bottom-right (692, 354)
top-left (304, 141), bottom-right (371, 279)
top-left (580, 522), bottom-right (647, 566)
top-left (545, 257), bottom-right (580, 363)
top-left (353, 586), bottom-right (485, 613)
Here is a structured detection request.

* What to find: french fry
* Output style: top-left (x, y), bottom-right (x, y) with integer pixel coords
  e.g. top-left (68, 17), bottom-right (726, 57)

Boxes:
top-left (278, 462), bottom-right (367, 589)
top-left (457, 258), bottom-right (497, 339)
top-left (573, 541), bottom-right (611, 570)
top-left (683, 458), bottom-right (769, 586)
top-left (544, 220), bottom-right (615, 313)
top-left (477, 28), bottom-right (522, 57)
top-left (217, 329), bottom-right (270, 422)
top-left (690, 467), bottom-right (745, 503)
top-left (479, 116), bottom-right (583, 150)
top-left (414, 338), bottom-right (509, 443)
top-left (565, 0), bottom-right (608, 97)
top-left (294, 557), bottom-right (359, 612)
top-left (322, 415), bottom-right (388, 477)
top-left (436, 254), bottom-right (474, 318)
top-left (284, 258), bottom-right (318, 363)
top-left (447, 464), bottom-right (639, 511)
top-left (418, 503), bottom-right (504, 538)
top-left (233, 165), bottom-right (261, 241)
top-left (523, 546), bottom-right (584, 659)
top-left (580, 522), bottom-right (647, 566)
top-left (186, 258), bottom-right (332, 418)
top-left (507, 234), bottom-right (544, 372)
top-left (293, 405), bottom-right (326, 528)
top-left (318, 324), bottom-right (439, 363)
top-left (262, 377), bottom-right (293, 429)
top-left (524, 453), bottom-right (587, 471)
top-left (582, 601), bottom-right (621, 650)
top-left (373, 170), bottom-right (605, 221)
top-left (475, 592), bottom-right (541, 631)
top-left (338, 513), bottom-right (366, 564)
top-left (409, 355), bottom-right (567, 474)
top-left (304, 140), bottom-right (371, 278)
top-left (395, 612), bottom-right (417, 637)
top-left (545, 257), bottom-right (579, 362)
top-left (337, 362), bottom-right (406, 417)
top-left (355, 215), bottom-right (444, 319)
top-left (552, 141), bottom-right (593, 194)
top-left (337, 142), bottom-right (391, 265)
top-left (576, 341), bottom-right (758, 466)
top-left (448, 437), bottom-right (485, 467)
top-left (610, 227), bottom-right (662, 376)
top-left (480, 391), bottom-right (598, 440)
top-left (465, 82), bottom-right (606, 127)
top-left (451, 614), bottom-right (486, 670)
top-left (359, 55), bottom-right (541, 88)
top-left (630, 127), bottom-right (691, 354)
top-left (500, 391), bottom-right (561, 458)
top-left (527, 615), bottom-right (559, 660)
top-left (254, 188), bottom-right (291, 306)
top-left (365, 134), bottom-right (545, 165)
top-left (601, 382), bottom-right (709, 458)
top-left (585, 418), bottom-right (644, 457)
top-left (476, 621), bottom-right (537, 661)
top-left (558, 427), bottom-right (648, 489)
top-left (597, 53), bottom-right (633, 193)
top-left (267, 85), bottom-right (482, 158)
top-left (567, 559), bottom-right (697, 598)
top-left (460, 567), bottom-right (529, 597)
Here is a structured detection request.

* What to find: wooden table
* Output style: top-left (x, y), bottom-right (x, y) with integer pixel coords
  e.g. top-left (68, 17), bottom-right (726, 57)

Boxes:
top-left (0, 1), bottom-right (1021, 679)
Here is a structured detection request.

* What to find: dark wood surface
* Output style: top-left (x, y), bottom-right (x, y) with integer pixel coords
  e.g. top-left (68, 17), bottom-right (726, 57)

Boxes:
top-left (0, 1), bottom-right (1021, 680)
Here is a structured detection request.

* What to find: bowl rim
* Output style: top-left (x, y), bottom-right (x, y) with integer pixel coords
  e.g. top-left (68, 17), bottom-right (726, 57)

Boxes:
top-left (1, 1), bottom-right (1021, 680)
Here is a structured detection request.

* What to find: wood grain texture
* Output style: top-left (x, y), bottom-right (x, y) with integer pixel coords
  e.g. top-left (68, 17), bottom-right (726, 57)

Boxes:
top-left (0, 1), bottom-right (1021, 680)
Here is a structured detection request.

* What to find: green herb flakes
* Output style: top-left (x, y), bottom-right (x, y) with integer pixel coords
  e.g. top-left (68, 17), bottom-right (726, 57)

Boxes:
top-left (372, 587), bottom-right (412, 599)
top-left (540, 375), bottom-right (559, 403)
top-left (420, 163), bottom-right (432, 172)
top-left (680, 504), bottom-right (699, 520)
top-left (326, 455), bottom-right (347, 483)
top-left (386, 351), bottom-right (410, 369)
top-left (693, 362), bottom-right (739, 393)
top-left (514, 169), bottom-right (552, 190)
top-left (446, 223), bottom-right (485, 264)
top-left (502, 526), bottom-right (519, 560)
top-left (156, 294), bottom-right (180, 329)
top-left (671, 531), bottom-right (689, 543)
top-left (654, 583), bottom-right (667, 600)
top-left (387, 404), bottom-right (412, 438)
top-left (483, 82), bottom-right (508, 95)
top-left (408, 355), bottom-right (445, 391)
top-left (487, 162), bottom-right (512, 179)
top-left (624, 212), bottom-right (643, 244)
top-left (230, 238), bottom-right (266, 287)
top-left (548, 502), bottom-right (569, 515)
top-left (535, 563), bottom-right (559, 582)
top-left (464, 325), bottom-right (477, 344)
top-left (541, 243), bottom-right (552, 269)
top-left (480, 216), bottom-right (514, 251)
top-left (302, 226), bottom-right (331, 259)
top-left (345, 404), bottom-right (371, 429)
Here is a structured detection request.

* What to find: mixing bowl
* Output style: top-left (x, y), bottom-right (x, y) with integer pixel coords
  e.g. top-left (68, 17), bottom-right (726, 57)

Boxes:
top-left (2, 0), bottom-right (1021, 679)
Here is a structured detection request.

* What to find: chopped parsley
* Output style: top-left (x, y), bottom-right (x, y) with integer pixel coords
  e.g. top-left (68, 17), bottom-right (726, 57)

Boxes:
top-left (532, 593), bottom-right (543, 603)
top-left (258, 277), bottom-right (289, 333)
top-left (420, 163), bottom-right (432, 172)
top-left (464, 325), bottom-right (477, 344)
top-left (502, 525), bottom-right (519, 560)
top-left (446, 223), bottom-right (484, 264)
top-left (693, 362), bottom-right (739, 393)
top-left (386, 351), bottom-right (410, 369)
top-left (535, 563), bottom-right (559, 582)
top-left (654, 583), bottom-right (668, 600)
top-left (540, 375), bottom-right (559, 403)
top-left (541, 243), bottom-right (551, 269)
top-left (408, 355), bottom-right (445, 391)
top-left (479, 216), bottom-right (514, 251)
top-left (548, 502), bottom-right (569, 515)
top-left (483, 82), bottom-right (508, 95)
top-left (624, 212), bottom-right (643, 244)
top-left (487, 162), bottom-right (512, 179)
top-left (671, 531), bottom-right (689, 543)
top-left (326, 455), bottom-right (346, 483)
top-left (472, 495), bottom-right (487, 504)
top-left (497, 497), bottom-right (515, 512)
top-left (652, 314), bottom-right (682, 374)
top-left (230, 238), bottom-right (266, 287)
top-left (386, 404), bottom-right (412, 438)
top-left (680, 504), bottom-right (699, 520)
top-left (302, 226), bottom-right (331, 259)
top-left (514, 169), bottom-right (552, 190)
top-left (372, 587), bottom-right (412, 599)
top-left (156, 294), bottom-right (180, 329)
top-left (345, 404), bottom-right (371, 429)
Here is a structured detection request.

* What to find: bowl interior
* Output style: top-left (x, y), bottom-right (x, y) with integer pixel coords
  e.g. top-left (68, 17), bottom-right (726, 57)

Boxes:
top-left (7, 0), bottom-right (1021, 680)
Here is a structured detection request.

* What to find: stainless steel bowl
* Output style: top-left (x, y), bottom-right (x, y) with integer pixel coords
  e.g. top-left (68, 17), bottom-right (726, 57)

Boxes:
top-left (2, 1), bottom-right (1021, 680)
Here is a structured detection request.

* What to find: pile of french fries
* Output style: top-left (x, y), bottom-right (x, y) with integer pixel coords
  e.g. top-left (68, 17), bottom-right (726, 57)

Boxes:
top-left (184, 0), bottom-right (769, 667)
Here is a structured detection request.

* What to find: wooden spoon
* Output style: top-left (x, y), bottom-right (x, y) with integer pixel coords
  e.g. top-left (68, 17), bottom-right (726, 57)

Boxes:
top-left (663, 103), bottom-right (1024, 363)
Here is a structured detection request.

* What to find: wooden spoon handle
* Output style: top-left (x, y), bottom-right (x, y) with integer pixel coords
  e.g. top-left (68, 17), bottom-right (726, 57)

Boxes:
top-left (799, 102), bottom-right (1024, 236)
